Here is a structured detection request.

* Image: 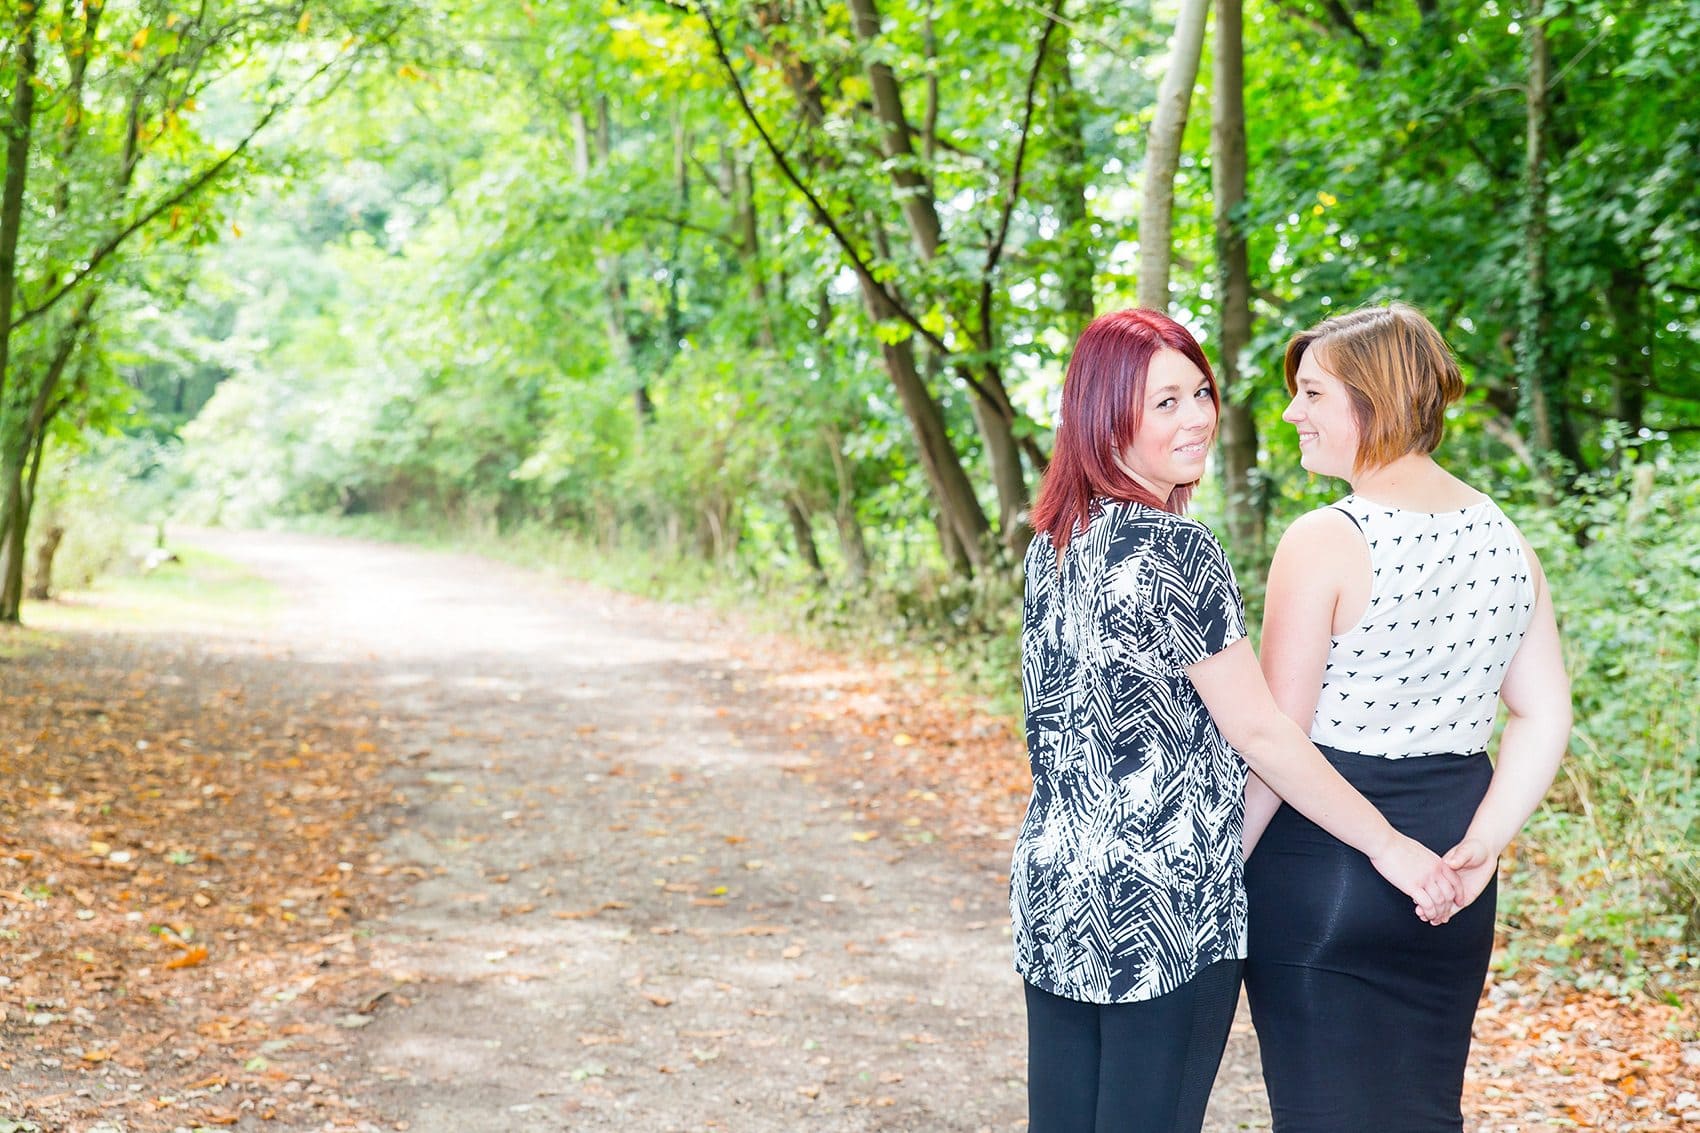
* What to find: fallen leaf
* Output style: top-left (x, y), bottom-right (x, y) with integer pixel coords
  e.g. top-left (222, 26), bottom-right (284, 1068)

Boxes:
top-left (164, 945), bottom-right (209, 970)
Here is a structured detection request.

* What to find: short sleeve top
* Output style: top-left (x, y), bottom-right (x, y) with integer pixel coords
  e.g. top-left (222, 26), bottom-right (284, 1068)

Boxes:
top-left (1307, 495), bottom-right (1537, 757)
top-left (1010, 499), bottom-right (1249, 1004)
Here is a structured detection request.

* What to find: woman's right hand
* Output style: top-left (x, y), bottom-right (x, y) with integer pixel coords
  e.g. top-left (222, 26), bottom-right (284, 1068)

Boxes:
top-left (1369, 833), bottom-right (1466, 924)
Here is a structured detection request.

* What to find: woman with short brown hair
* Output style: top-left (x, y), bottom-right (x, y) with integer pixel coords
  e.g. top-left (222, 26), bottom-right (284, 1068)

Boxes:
top-left (1244, 302), bottom-right (1572, 1132)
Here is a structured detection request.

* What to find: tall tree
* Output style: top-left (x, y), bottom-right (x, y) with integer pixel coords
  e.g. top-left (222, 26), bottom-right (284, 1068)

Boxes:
top-left (1211, 0), bottom-right (1262, 556)
top-left (1137, 0), bottom-right (1209, 311)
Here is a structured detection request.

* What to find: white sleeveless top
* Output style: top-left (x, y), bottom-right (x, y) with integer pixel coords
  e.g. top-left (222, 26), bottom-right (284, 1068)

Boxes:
top-left (1307, 495), bottom-right (1536, 758)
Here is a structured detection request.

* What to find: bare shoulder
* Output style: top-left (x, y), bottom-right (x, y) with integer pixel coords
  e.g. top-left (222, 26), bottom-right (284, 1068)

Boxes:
top-left (1274, 506), bottom-right (1363, 557)
top-left (1267, 507), bottom-right (1364, 603)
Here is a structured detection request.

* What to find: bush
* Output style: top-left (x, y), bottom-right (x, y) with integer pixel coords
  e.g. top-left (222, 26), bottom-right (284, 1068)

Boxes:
top-left (1502, 457), bottom-right (1700, 979)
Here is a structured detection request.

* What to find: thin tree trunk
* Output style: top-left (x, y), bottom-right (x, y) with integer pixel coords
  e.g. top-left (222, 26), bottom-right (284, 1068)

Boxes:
top-left (0, 7), bottom-right (41, 416)
top-left (28, 523), bottom-right (63, 602)
top-left (867, 282), bottom-right (988, 570)
top-left (574, 101), bottom-right (653, 424)
top-left (733, 158), bottom-right (777, 350)
top-left (1606, 265), bottom-right (1650, 445)
top-left (1049, 48), bottom-right (1096, 343)
top-left (1518, 0), bottom-right (1555, 472)
top-left (846, 0), bottom-right (1027, 557)
top-left (785, 498), bottom-right (825, 578)
top-left (846, 0), bottom-right (941, 258)
top-left (1137, 0), bottom-right (1209, 311)
top-left (664, 98), bottom-right (689, 360)
top-left (1212, 0), bottom-right (1263, 558)
top-left (828, 427), bottom-right (872, 584)
top-left (712, 6), bottom-right (993, 572)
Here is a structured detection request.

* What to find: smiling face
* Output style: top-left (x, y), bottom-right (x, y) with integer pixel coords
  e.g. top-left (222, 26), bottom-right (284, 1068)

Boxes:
top-left (1116, 348), bottom-right (1217, 502)
top-left (1283, 348), bottom-right (1364, 480)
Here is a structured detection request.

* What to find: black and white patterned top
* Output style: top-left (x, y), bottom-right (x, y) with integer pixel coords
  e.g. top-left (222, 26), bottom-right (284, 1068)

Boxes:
top-left (1011, 499), bottom-right (1249, 1004)
top-left (1309, 495), bottom-right (1536, 757)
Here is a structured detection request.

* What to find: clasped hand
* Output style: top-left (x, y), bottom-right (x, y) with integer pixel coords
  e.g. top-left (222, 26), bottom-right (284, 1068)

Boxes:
top-left (1370, 834), bottom-right (1497, 925)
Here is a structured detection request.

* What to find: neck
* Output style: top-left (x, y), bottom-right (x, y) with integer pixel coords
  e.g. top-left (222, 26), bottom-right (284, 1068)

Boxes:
top-left (1348, 452), bottom-right (1437, 497)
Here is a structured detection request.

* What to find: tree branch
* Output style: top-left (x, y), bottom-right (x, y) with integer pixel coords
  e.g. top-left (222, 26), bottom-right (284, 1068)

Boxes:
top-left (979, 6), bottom-right (1058, 361)
top-left (17, 35), bottom-right (378, 329)
top-left (689, 0), bottom-right (951, 358)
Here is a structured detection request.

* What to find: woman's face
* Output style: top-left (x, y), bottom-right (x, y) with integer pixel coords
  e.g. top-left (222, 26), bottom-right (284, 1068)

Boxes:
top-left (1116, 349), bottom-right (1217, 501)
top-left (1283, 350), bottom-right (1362, 480)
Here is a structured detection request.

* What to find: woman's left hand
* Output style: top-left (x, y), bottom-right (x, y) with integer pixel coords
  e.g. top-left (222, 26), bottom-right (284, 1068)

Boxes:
top-left (1442, 837), bottom-right (1500, 911)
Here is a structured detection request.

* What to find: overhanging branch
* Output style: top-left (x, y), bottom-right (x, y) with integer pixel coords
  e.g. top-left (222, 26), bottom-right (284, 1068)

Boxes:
top-left (16, 25), bottom-right (393, 329)
top-left (690, 0), bottom-right (952, 359)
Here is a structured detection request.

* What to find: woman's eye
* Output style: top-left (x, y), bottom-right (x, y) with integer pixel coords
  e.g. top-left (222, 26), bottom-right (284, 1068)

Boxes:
top-left (1155, 397), bottom-right (1176, 410)
top-left (1194, 386), bottom-right (1212, 399)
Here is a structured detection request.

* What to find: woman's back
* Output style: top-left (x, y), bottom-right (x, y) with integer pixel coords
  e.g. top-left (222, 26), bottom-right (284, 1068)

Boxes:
top-left (1307, 495), bottom-right (1537, 757)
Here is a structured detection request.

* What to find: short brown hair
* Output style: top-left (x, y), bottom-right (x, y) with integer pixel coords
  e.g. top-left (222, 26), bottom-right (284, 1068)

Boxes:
top-left (1283, 302), bottom-right (1466, 471)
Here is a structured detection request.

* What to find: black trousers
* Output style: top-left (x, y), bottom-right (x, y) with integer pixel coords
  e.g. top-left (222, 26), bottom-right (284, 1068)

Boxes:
top-left (1245, 746), bottom-right (1496, 1133)
top-left (1024, 957), bottom-right (1244, 1133)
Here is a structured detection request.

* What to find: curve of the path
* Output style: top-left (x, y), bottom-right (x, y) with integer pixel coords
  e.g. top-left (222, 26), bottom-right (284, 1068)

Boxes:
top-left (182, 528), bottom-right (1269, 1133)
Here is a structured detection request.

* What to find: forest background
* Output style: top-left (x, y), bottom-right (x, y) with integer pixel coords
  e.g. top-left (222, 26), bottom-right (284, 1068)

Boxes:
top-left (3, 0), bottom-right (1697, 992)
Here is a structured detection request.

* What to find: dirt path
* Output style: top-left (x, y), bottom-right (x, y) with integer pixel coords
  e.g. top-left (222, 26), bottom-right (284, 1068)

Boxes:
top-left (170, 528), bottom-right (1270, 1132)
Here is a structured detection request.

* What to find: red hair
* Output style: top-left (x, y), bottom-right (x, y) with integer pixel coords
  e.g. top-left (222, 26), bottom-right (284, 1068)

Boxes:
top-left (1029, 308), bottom-right (1219, 554)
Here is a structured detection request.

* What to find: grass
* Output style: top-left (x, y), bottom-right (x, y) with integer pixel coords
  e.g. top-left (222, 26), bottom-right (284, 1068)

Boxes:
top-left (23, 542), bottom-right (279, 635)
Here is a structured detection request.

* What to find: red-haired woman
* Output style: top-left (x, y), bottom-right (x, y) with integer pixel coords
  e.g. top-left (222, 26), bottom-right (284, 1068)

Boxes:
top-left (1011, 309), bottom-right (1462, 1133)
top-left (1243, 304), bottom-right (1570, 1131)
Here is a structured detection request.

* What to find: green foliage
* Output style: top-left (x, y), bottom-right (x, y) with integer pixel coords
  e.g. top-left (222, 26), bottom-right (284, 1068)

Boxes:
top-left (1503, 458), bottom-right (1700, 977)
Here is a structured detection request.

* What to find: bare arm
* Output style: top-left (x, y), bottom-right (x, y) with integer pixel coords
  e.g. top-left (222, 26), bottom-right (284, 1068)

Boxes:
top-left (1260, 508), bottom-right (1361, 725)
top-left (1443, 542), bottom-right (1571, 901)
top-left (1243, 772), bottom-right (1281, 858)
top-left (1188, 638), bottom-right (1462, 920)
top-left (1244, 510), bottom-right (1359, 857)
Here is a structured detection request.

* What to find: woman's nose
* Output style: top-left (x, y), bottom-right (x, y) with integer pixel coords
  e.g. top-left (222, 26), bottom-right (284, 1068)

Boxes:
top-left (1281, 394), bottom-right (1303, 423)
top-left (1184, 395), bottom-right (1215, 429)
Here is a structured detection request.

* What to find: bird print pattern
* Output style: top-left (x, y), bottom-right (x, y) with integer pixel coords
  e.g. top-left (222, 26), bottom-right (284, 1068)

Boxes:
top-left (1308, 496), bottom-right (1537, 758)
top-left (1012, 500), bottom-right (1248, 1004)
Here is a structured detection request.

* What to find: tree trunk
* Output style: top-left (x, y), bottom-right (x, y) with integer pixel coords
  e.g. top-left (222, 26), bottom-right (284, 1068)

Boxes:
top-left (574, 101), bottom-right (653, 424)
top-left (846, 0), bottom-right (941, 258)
top-left (785, 497), bottom-right (825, 578)
top-left (825, 422), bottom-right (872, 585)
top-left (664, 98), bottom-right (689, 361)
top-left (732, 158), bottom-right (778, 350)
top-left (1137, 0), bottom-right (1209, 311)
top-left (867, 285), bottom-right (989, 570)
top-left (0, 13), bottom-right (41, 623)
top-left (0, 7), bottom-right (41, 418)
top-left (1212, 0), bottom-right (1264, 558)
top-left (846, 0), bottom-right (1026, 556)
top-left (0, 450), bottom-right (30, 619)
top-left (722, 8), bottom-right (994, 573)
top-left (1606, 264), bottom-right (1650, 446)
top-left (28, 523), bottom-right (63, 602)
top-left (1517, 0), bottom-right (1555, 473)
top-left (1048, 48), bottom-right (1096, 343)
